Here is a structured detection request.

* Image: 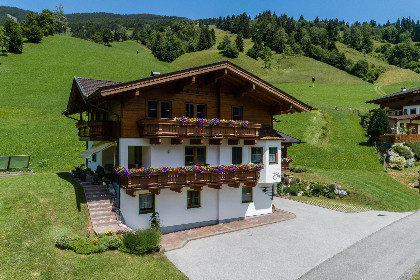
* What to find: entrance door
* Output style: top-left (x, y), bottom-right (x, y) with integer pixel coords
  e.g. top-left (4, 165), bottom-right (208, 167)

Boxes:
top-left (407, 123), bottom-right (418, 134)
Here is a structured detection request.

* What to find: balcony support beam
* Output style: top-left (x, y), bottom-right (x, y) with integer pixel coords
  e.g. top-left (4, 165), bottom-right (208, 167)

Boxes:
top-left (244, 139), bottom-right (257, 145)
top-left (228, 182), bottom-right (240, 188)
top-left (150, 138), bottom-right (162, 145)
top-left (209, 139), bottom-right (223, 145)
top-left (126, 189), bottom-right (136, 197)
top-left (190, 139), bottom-right (204, 145)
top-left (228, 139), bottom-right (240, 145)
top-left (171, 138), bottom-right (183, 145)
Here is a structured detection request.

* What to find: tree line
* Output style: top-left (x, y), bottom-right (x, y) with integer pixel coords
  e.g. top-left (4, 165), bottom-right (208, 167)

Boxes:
top-left (0, 5), bottom-right (67, 53)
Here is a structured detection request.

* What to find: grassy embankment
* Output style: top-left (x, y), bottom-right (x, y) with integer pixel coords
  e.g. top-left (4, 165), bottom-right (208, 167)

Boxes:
top-left (1, 29), bottom-right (420, 278)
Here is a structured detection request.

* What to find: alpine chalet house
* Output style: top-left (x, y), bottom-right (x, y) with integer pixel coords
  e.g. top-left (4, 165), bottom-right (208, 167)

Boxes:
top-left (64, 61), bottom-right (311, 233)
top-left (366, 87), bottom-right (420, 142)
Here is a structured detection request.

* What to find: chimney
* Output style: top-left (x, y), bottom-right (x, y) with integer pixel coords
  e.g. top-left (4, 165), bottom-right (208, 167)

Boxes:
top-left (150, 71), bottom-right (160, 77)
top-left (401, 87), bottom-right (407, 92)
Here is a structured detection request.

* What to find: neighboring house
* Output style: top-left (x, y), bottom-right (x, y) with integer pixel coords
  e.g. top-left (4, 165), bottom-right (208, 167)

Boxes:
top-left (64, 61), bottom-right (311, 233)
top-left (367, 87), bottom-right (420, 135)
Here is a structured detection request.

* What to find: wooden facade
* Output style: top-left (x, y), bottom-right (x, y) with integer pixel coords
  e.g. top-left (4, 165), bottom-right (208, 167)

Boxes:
top-left (65, 61), bottom-right (311, 143)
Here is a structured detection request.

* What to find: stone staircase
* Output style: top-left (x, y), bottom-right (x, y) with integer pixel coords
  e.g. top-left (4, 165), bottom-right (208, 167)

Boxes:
top-left (81, 182), bottom-right (126, 234)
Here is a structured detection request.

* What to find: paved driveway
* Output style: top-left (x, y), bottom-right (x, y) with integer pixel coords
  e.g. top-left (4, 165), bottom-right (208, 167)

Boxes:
top-left (166, 198), bottom-right (412, 280)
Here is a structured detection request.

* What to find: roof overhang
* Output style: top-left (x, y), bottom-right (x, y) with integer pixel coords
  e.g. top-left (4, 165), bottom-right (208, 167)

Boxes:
top-left (79, 141), bottom-right (116, 158)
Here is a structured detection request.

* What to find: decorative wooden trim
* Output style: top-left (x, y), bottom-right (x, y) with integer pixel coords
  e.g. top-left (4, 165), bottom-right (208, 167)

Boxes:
top-left (244, 139), bottom-right (257, 145)
top-left (190, 185), bottom-right (203, 191)
top-left (150, 138), bottom-right (161, 145)
top-left (190, 139), bottom-right (204, 145)
top-left (208, 184), bottom-right (222, 189)
top-left (228, 182), bottom-right (240, 188)
top-left (228, 139), bottom-right (240, 145)
top-left (171, 138), bottom-right (183, 145)
top-left (209, 139), bottom-right (222, 145)
top-left (170, 187), bottom-right (183, 193)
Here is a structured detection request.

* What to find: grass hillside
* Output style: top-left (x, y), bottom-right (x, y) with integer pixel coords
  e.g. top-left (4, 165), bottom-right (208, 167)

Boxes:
top-left (0, 29), bottom-right (419, 278)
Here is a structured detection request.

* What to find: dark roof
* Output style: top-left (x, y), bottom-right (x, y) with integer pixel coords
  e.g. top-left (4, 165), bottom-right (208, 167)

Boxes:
top-left (366, 87), bottom-right (420, 104)
top-left (75, 77), bottom-right (121, 97)
top-left (259, 125), bottom-right (301, 143)
top-left (388, 114), bottom-right (420, 120)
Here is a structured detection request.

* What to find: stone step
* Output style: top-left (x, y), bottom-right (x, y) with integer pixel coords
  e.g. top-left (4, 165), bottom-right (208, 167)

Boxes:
top-left (84, 188), bottom-right (108, 193)
top-left (88, 200), bottom-right (112, 206)
top-left (86, 196), bottom-right (111, 202)
top-left (90, 211), bottom-right (117, 218)
top-left (88, 204), bottom-right (113, 211)
top-left (91, 217), bottom-right (118, 225)
top-left (94, 224), bottom-right (124, 234)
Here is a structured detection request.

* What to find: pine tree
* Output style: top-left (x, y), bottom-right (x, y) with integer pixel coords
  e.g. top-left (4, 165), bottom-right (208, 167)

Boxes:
top-left (235, 33), bottom-right (244, 52)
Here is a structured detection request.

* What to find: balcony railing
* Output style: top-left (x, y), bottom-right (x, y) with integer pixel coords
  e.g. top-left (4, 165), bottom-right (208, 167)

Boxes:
top-left (116, 168), bottom-right (260, 191)
top-left (379, 133), bottom-right (420, 143)
top-left (281, 161), bottom-right (290, 171)
top-left (137, 119), bottom-right (261, 139)
top-left (78, 121), bottom-right (117, 141)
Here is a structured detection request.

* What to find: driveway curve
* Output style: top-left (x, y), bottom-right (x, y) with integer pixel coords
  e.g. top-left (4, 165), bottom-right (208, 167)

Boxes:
top-left (166, 198), bottom-right (412, 280)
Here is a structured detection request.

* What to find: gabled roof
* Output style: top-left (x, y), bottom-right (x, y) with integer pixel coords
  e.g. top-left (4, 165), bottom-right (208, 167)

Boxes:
top-left (259, 125), bottom-right (301, 143)
top-left (388, 114), bottom-right (420, 120)
top-left (366, 87), bottom-right (420, 104)
top-left (66, 61), bottom-right (312, 115)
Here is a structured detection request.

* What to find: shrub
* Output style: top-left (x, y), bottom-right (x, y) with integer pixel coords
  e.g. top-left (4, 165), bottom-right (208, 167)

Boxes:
top-left (389, 156), bottom-right (406, 170)
top-left (55, 235), bottom-right (74, 249)
top-left (404, 142), bottom-right (420, 159)
top-left (366, 109), bottom-right (391, 142)
top-left (310, 184), bottom-right (325, 197)
top-left (121, 229), bottom-right (161, 255)
top-left (393, 145), bottom-right (413, 160)
top-left (325, 192), bottom-right (336, 199)
top-left (72, 238), bottom-right (99, 254)
top-left (105, 236), bottom-right (123, 249)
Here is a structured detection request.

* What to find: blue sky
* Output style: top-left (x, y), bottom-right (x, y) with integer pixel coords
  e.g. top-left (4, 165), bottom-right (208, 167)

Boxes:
top-left (2, 0), bottom-right (420, 24)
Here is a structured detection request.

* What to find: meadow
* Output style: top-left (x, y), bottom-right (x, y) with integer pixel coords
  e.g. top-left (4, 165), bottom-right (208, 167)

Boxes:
top-left (0, 30), bottom-right (420, 279)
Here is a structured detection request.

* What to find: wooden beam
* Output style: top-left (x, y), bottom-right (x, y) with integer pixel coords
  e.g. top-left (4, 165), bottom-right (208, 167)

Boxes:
top-left (135, 88), bottom-right (140, 96)
top-left (208, 184), bottom-right (222, 189)
top-left (198, 69), bottom-right (228, 87)
top-left (190, 139), bottom-right (204, 145)
top-left (236, 83), bottom-right (256, 98)
top-left (228, 139), bottom-right (240, 145)
top-left (171, 138), bottom-right (183, 145)
top-left (209, 139), bottom-right (223, 145)
top-left (245, 181), bottom-right (257, 187)
top-left (244, 139), bottom-right (257, 145)
top-left (149, 188), bottom-right (161, 195)
top-left (126, 189), bottom-right (136, 197)
top-left (190, 185), bottom-right (203, 191)
top-left (150, 138), bottom-right (161, 145)
top-left (228, 182), bottom-right (240, 188)
top-left (169, 187), bottom-right (183, 193)
top-left (270, 104), bottom-right (293, 115)
top-left (173, 76), bottom-right (197, 92)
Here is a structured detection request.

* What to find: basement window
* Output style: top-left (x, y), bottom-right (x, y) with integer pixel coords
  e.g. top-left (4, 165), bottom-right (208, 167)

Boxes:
top-left (187, 190), bottom-right (201, 208)
top-left (242, 187), bottom-right (253, 203)
top-left (139, 193), bottom-right (155, 214)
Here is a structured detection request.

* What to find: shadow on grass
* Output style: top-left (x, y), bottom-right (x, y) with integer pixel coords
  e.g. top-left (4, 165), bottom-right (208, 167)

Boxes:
top-left (359, 141), bottom-right (374, 146)
top-left (57, 172), bottom-right (86, 212)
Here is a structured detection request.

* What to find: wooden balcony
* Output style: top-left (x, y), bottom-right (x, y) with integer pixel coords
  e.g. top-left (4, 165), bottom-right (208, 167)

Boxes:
top-left (137, 119), bottom-right (261, 140)
top-left (281, 161), bottom-right (290, 171)
top-left (379, 133), bottom-right (420, 143)
top-left (78, 121), bottom-right (117, 141)
top-left (116, 168), bottom-right (261, 196)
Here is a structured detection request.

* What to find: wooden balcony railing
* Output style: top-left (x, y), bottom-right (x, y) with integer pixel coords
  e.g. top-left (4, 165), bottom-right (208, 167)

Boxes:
top-left (78, 121), bottom-right (117, 141)
top-left (116, 169), bottom-right (260, 192)
top-left (137, 119), bottom-right (261, 139)
top-left (379, 133), bottom-right (420, 143)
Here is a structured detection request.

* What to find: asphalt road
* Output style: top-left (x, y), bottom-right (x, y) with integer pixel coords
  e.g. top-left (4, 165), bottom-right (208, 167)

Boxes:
top-left (299, 210), bottom-right (420, 280)
top-left (166, 198), bottom-right (413, 280)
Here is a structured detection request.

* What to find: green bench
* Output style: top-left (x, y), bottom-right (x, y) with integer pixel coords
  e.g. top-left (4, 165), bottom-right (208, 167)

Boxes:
top-left (0, 155), bottom-right (31, 171)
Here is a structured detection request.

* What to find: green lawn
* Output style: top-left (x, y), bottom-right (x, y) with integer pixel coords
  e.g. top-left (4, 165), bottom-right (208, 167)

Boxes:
top-left (0, 173), bottom-right (186, 280)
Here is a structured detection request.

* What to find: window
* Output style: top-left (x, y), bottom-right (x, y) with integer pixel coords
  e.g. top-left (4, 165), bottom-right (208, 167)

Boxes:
top-left (128, 146), bottom-right (142, 169)
top-left (197, 104), bottom-right (206, 118)
top-left (269, 147), bottom-right (278, 164)
top-left (411, 108), bottom-right (417, 115)
top-left (147, 101), bottom-right (171, 118)
top-left (186, 104), bottom-right (194, 118)
top-left (404, 109), bottom-right (408, 115)
top-left (187, 190), bottom-right (201, 208)
top-left (232, 147), bottom-right (242, 164)
top-left (232, 107), bottom-right (243, 121)
top-left (148, 101), bottom-right (158, 118)
top-left (185, 147), bottom-right (206, 165)
top-left (251, 147), bottom-right (263, 163)
top-left (185, 104), bottom-right (206, 118)
top-left (242, 187), bottom-right (253, 203)
top-left (160, 102), bottom-right (171, 118)
top-left (139, 194), bottom-right (155, 214)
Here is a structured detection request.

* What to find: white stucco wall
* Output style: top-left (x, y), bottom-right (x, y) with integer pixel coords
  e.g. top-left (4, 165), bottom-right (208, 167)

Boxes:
top-left (120, 184), bottom-right (273, 231)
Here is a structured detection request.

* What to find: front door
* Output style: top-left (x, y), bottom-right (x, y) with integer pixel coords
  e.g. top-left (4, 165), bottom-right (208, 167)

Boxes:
top-left (407, 123), bottom-right (418, 134)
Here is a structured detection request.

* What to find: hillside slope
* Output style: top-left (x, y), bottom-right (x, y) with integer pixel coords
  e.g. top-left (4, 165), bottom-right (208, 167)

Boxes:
top-left (0, 33), bottom-right (419, 211)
